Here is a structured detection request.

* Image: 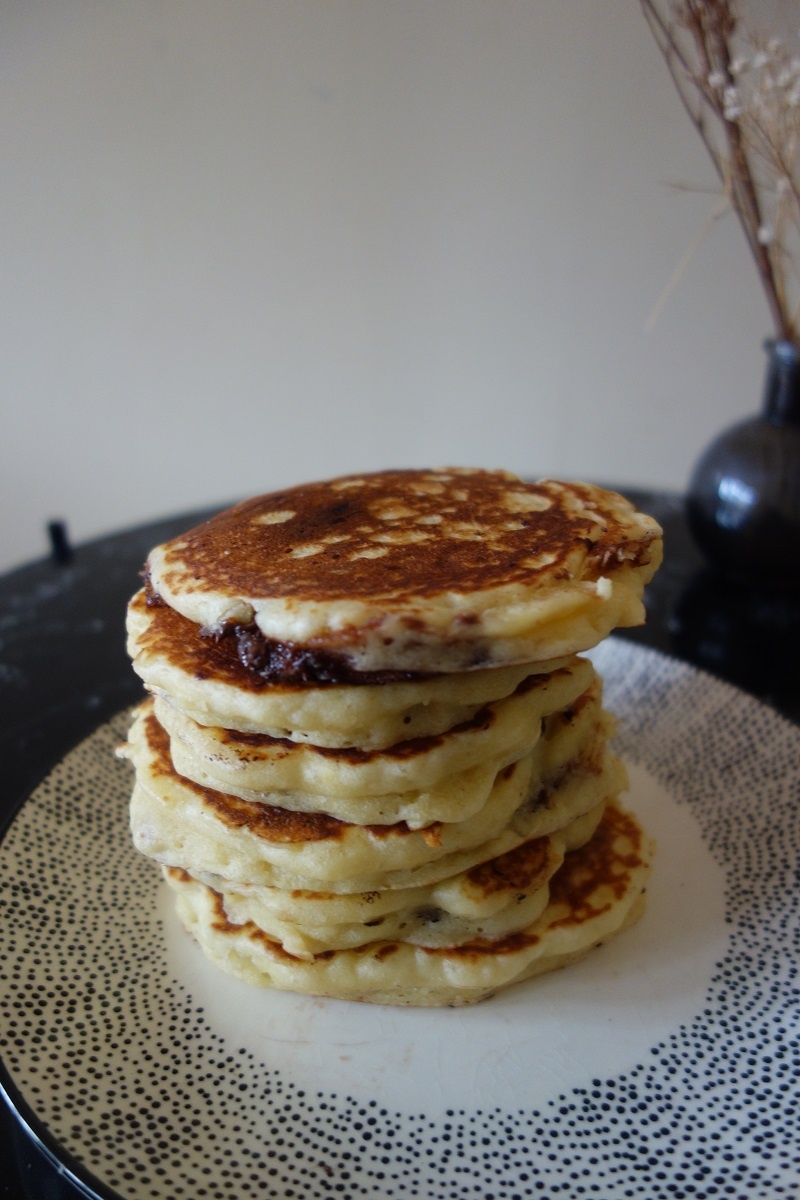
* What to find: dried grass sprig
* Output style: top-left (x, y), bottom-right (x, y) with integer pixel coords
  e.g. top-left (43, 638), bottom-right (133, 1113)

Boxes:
top-left (641, 0), bottom-right (800, 344)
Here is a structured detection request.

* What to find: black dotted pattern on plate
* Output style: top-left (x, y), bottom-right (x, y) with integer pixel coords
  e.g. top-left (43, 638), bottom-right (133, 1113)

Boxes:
top-left (1, 640), bottom-right (799, 1200)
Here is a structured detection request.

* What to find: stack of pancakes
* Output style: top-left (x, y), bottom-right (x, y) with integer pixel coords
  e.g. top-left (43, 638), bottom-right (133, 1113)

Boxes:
top-left (121, 469), bottom-right (662, 1006)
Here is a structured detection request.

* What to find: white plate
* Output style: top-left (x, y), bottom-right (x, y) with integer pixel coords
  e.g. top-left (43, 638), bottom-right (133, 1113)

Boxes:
top-left (1, 639), bottom-right (798, 1200)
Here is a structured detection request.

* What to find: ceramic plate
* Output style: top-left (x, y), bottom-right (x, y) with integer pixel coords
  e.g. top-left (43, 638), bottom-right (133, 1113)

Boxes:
top-left (1, 640), bottom-right (798, 1200)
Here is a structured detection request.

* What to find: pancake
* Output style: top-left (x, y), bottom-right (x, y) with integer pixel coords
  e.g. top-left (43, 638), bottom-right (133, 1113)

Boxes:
top-left (175, 803), bottom-right (606, 961)
top-left (155, 671), bottom-right (607, 827)
top-left (177, 810), bottom-right (590, 960)
top-left (125, 700), bottom-right (627, 892)
top-left (151, 657), bottom-right (594, 803)
top-left (186, 799), bottom-right (604, 960)
top-left (164, 799), bottom-right (653, 1006)
top-left (145, 470), bottom-right (663, 677)
top-left (123, 468), bottom-right (662, 1007)
top-left (127, 588), bottom-right (576, 748)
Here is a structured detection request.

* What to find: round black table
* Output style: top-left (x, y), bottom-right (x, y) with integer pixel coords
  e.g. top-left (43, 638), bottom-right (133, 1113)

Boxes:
top-left (1, 489), bottom-right (797, 1200)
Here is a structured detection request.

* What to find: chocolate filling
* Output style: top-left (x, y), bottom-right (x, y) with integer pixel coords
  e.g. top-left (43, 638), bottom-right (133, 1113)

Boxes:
top-left (143, 572), bottom-right (430, 685)
top-left (201, 621), bottom-right (431, 686)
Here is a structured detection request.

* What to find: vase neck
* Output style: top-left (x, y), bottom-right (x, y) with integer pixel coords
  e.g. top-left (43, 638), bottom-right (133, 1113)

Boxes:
top-left (763, 339), bottom-right (800, 424)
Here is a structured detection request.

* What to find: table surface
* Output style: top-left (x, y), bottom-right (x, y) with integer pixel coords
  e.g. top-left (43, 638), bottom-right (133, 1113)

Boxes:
top-left (1, 488), bottom-right (798, 1200)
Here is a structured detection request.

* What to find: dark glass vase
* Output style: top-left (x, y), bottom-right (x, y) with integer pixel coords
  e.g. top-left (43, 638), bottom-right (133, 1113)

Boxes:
top-left (686, 338), bottom-right (800, 590)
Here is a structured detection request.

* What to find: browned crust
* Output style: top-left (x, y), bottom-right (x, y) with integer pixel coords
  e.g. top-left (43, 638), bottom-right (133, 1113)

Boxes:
top-left (154, 471), bottom-right (660, 605)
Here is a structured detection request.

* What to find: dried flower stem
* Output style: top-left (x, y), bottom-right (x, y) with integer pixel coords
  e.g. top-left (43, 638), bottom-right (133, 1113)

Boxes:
top-left (641, 0), bottom-right (800, 343)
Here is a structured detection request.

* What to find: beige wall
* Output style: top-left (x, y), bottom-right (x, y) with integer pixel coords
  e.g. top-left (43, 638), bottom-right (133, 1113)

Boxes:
top-left (0, 1), bottom-right (779, 572)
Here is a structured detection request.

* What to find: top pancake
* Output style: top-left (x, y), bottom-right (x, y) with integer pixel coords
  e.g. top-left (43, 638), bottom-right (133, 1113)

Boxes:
top-left (146, 469), bottom-right (662, 676)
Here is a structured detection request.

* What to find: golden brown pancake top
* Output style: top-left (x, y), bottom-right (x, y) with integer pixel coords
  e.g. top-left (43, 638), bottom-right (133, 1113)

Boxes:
top-left (152, 470), bottom-right (658, 605)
